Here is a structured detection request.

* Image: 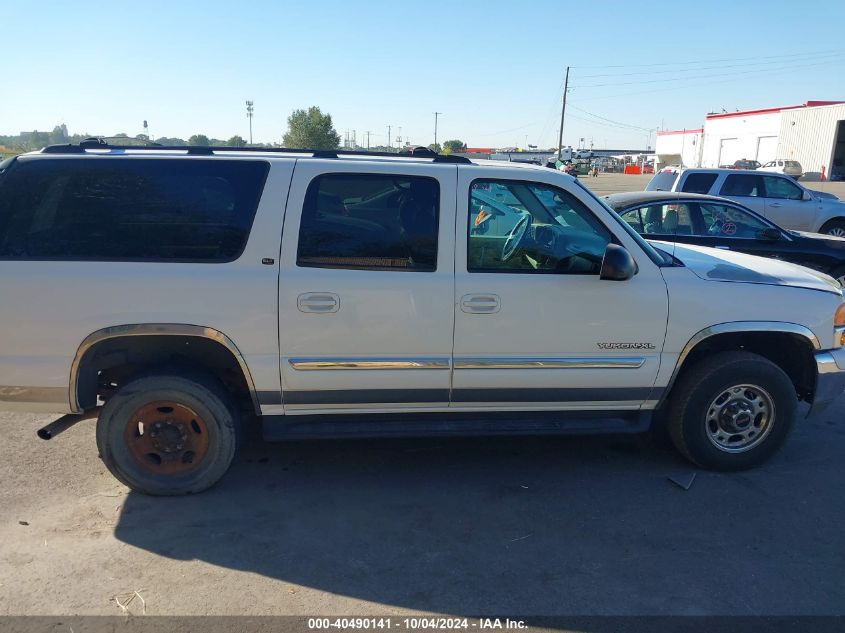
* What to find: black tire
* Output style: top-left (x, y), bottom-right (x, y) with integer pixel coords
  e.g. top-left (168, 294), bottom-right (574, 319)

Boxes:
top-left (820, 218), bottom-right (845, 237)
top-left (96, 370), bottom-right (240, 495)
top-left (666, 351), bottom-right (796, 471)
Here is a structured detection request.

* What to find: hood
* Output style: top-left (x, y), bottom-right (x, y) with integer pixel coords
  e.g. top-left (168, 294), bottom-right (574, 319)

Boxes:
top-left (813, 190), bottom-right (840, 201)
top-left (791, 230), bottom-right (845, 249)
top-left (651, 241), bottom-right (842, 295)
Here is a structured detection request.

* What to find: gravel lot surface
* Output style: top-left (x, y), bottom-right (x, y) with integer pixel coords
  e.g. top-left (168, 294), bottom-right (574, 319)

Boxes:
top-left (1, 403), bottom-right (843, 616)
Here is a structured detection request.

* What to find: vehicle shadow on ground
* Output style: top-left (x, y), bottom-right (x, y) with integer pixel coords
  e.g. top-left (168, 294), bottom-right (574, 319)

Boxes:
top-left (113, 418), bottom-right (844, 616)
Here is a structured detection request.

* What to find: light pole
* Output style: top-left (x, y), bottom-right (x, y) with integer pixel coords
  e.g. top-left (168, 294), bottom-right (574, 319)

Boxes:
top-left (245, 100), bottom-right (254, 145)
top-left (387, 125), bottom-right (391, 150)
top-left (433, 112), bottom-right (442, 148)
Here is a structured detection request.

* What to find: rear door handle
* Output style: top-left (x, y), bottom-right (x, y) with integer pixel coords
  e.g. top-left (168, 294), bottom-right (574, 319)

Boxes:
top-left (298, 292), bottom-right (339, 313)
top-left (460, 294), bottom-right (500, 314)
top-left (768, 203), bottom-right (782, 208)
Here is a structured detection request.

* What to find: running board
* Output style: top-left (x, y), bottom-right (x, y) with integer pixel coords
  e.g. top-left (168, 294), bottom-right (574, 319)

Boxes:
top-left (262, 410), bottom-right (652, 441)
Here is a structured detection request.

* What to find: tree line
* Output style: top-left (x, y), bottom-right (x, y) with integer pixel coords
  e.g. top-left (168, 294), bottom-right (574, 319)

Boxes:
top-left (1, 108), bottom-right (468, 155)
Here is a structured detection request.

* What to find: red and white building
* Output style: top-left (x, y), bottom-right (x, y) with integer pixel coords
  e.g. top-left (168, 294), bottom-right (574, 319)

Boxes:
top-left (656, 101), bottom-right (845, 180)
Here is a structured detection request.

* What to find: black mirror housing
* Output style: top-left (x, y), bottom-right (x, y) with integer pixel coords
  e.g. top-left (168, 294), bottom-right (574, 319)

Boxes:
top-left (600, 244), bottom-right (638, 281)
top-left (758, 227), bottom-right (782, 241)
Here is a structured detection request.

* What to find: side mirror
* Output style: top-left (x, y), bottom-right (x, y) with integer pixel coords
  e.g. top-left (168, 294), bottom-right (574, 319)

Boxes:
top-left (758, 227), bottom-right (782, 241)
top-left (600, 244), bottom-right (638, 281)
top-left (802, 191), bottom-right (813, 201)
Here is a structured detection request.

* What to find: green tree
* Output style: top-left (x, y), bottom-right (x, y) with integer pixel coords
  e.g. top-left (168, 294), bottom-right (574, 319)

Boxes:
top-left (226, 135), bottom-right (246, 147)
top-left (282, 106), bottom-right (340, 149)
top-left (427, 142), bottom-right (442, 153)
top-left (188, 134), bottom-right (210, 146)
top-left (442, 139), bottom-right (466, 154)
top-left (49, 124), bottom-right (69, 145)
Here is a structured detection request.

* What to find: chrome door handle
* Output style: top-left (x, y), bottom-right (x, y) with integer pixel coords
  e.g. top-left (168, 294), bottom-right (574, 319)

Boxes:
top-left (298, 292), bottom-right (339, 313)
top-left (460, 294), bottom-right (500, 314)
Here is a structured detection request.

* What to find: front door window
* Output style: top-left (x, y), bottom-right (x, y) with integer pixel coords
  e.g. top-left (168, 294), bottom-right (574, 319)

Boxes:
top-left (468, 180), bottom-right (610, 274)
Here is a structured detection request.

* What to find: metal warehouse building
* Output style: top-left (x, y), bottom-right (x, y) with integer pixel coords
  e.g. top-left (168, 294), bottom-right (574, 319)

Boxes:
top-left (656, 100), bottom-right (845, 181)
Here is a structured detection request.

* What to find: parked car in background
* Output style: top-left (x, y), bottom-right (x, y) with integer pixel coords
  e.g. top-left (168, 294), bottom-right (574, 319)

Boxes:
top-left (760, 159), bottom-right (803, 180)
top-left (605, 191), bottom-right (845, 284)
top-left (645, 167), bottom-right (845, 235)
top-left (732, 159), bottom-right (762, 170)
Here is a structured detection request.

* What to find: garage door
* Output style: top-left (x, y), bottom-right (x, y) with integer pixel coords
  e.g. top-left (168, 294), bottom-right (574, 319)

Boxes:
top-left (718, 138), bottom-right (739, 166)
top-left (756, 136), bottom-right (777, 164)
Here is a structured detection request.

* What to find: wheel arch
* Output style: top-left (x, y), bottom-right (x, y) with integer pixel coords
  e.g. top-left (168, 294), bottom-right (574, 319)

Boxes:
top-left (660, 322), bottom-right (820, 407)
top-left (69, 324), bottom-right (261, 415)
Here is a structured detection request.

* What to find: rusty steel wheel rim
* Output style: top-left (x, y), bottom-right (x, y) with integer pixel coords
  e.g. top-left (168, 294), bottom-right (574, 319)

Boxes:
top-left (123, 401), bottom-right (211, 475)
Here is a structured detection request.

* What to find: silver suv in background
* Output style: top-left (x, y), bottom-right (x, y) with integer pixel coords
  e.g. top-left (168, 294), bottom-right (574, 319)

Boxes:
top-left (760, 159), bottom-right (804, 180)
top-left (646, 168), bottom-right (845, 235)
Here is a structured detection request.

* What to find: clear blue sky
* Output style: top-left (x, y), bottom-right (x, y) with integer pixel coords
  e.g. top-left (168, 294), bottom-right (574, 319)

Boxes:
top-left (3, 0), bottom-right (845, 149)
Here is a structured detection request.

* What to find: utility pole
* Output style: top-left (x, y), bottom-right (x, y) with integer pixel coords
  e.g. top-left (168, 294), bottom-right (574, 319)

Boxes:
top-left (365, 131), bottom-right (372, 150)
top-left (387, 125), bottom-right (392, 150)
top-left (433, 112), bottom-right (442, 147)
top-left (245, 100), bottom-right (254, 145)
top-left (556, 66), bottom-right (570, 156)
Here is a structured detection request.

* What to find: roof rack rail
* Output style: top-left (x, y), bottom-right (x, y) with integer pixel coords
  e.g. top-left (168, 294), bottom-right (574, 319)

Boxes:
top-left (38, 142), bottom-right (473, 163)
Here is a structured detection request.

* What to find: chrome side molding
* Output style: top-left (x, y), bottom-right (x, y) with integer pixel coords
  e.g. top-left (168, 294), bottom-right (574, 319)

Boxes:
top-left (288, 357), bottom-right (646, 371)
top-left (453, 357), bottom-right (646, 370)
top-left (289, 358), bottom-right (450, 370)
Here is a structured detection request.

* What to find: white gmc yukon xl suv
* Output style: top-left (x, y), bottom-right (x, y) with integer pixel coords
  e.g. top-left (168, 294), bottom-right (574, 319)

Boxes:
top-left (2, 143), bottom-right (845, 495)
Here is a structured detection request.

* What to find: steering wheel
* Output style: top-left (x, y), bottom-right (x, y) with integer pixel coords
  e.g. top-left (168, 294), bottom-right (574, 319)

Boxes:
top-left (501, 214), bottom-right (531, 262)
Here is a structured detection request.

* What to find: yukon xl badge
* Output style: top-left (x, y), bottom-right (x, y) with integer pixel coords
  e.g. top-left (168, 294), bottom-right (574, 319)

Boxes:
top-left (597, 342), bottom-right (656, 350)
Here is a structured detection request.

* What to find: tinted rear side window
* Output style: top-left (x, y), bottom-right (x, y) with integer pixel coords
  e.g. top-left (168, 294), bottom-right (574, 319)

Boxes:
top-left (645, 172), bottom-right (677, 191)
top-left (720, 174), bottom-right (762, 197)
top-left (297, 174), bottom-right (439, 271)
top-left (0, 158), bottom-right (268, 261)
top-left (680, 173), bottom-right (718, 194)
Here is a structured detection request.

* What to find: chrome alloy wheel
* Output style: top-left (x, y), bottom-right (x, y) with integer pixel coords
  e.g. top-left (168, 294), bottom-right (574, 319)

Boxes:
top-left (705, 384), bottom-right (775, 453)
top-left (827, 227), bottom-right (845, 237)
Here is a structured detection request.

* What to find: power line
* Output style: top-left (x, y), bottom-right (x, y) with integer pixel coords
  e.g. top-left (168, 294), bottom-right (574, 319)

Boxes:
top-left (571, 55), bottom-right (844, 88)
top-left (573, 50), bottom-right (845, 79)
top-left (572, 57), bottom-right (843, 102)
top-left (571, 48), bottom-right (844, 69)
top-left (567, 104), bottom-right (653, 131)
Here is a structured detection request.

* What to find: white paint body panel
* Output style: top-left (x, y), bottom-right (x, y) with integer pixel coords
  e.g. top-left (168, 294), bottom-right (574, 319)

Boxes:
top-left (452, 165), bottom-right (668, 409)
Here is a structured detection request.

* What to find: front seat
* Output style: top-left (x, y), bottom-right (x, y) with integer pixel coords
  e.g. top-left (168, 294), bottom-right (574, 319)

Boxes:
top-left (663, 209), bottom-right (679, 233)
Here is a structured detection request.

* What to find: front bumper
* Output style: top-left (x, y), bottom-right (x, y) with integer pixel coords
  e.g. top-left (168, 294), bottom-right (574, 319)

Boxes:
top-left (811, 346), bottom-right (845, 416)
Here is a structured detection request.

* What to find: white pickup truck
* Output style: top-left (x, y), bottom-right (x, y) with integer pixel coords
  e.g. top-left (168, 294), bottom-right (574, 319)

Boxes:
top-left (2, 144), bottom-right (845, 495)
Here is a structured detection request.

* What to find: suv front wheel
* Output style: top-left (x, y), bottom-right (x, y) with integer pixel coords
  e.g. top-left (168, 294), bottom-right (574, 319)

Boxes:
top-left (96, 370), bottom-right (240, 495)
top-left (666, 351), bottom-right (796, 470)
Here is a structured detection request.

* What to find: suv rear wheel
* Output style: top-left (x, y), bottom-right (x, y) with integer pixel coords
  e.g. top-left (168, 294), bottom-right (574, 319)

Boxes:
top-left (666, 351), bottom-right (796, 470)
top-left (96, 370), bottom-right (240, 495)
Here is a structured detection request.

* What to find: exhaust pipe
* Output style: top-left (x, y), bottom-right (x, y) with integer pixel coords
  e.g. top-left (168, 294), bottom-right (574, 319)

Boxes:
top-left (37, 407), bottom-right (101, 440)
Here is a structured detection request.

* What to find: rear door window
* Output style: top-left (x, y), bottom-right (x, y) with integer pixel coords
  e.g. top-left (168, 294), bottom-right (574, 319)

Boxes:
top-left (720, 174), bottom-right (763, 197)
top-left (635, 203), bottom-right (694, 236)
top-left (297, 173), bottom-right (439, 271)
top-left (680, 173), bottom-right (718, 194)
top-left (0, 158), bottom-right (268, 261)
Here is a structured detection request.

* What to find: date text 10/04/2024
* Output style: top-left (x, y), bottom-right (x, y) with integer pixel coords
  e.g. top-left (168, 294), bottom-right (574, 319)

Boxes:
top-left (307, 618), bottom-right (528, 630)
